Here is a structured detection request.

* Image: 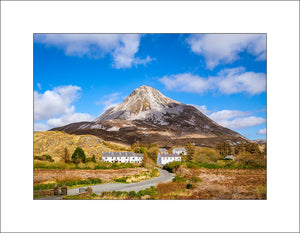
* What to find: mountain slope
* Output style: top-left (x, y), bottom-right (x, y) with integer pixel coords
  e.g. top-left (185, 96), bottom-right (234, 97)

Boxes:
top-left (34, 131), bottom-right (128, 160)
top-left (51, 85), bottom-right (248, 147)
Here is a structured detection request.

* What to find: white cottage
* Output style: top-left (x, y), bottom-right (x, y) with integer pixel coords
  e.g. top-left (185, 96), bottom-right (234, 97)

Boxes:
top-left (172, 148), bottom-right (187, 156)
top-left (102, 152), bottom-right (143, 164)
top-left (157, 154), bottom-right (181, 166)
top-left (159, 148), bottom-right (168, 154)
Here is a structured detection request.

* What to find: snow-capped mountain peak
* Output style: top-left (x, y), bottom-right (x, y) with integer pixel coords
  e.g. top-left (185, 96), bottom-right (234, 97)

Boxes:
top-left (94, 85), bottom-right (181, 123)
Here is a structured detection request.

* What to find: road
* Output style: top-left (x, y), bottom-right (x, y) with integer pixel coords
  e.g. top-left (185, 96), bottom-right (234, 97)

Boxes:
top-left (67, 168), bottom-right (174, 195)
top-left (37, 168), bottom-right (174, 199)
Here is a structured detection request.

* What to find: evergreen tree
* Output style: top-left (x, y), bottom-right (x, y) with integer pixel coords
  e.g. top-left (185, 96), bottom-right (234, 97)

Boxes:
top-left (71, 146), bottom-right (86, 163)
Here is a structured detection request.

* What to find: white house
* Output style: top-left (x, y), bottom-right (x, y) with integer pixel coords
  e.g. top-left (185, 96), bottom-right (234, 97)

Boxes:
top-left (172, 148), bottom-right (187, 156)
top-left (159, 148), bottom-right (168, 154)
top-left (102, 152), bottom-right (143, 164)
top-left (157, 154), bottom-right (181, 166)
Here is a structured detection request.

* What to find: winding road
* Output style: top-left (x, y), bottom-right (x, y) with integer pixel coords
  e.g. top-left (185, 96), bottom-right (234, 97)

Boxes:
top-left (37, 168), bottom-right (174, 199)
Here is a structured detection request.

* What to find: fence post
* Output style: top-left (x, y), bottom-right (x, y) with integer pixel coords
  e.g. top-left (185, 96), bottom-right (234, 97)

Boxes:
top-left (86, 187), bottom-right (93, 195)
top-left (61, 185), bottom-right (67, 195)
top-left (53, 184), bottom-right (59, 195)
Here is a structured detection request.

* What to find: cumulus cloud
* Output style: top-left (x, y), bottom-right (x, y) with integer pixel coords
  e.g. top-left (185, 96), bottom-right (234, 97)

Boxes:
top-left (208, 109), bottom-right (265, 130)
top-left (213, 116), bottom-right (266, 130)
top-left (257, 128), bottom-right (266, 135)
top-left (216, 67), bottom-right (266, 95)
top-left (160, 73), bottom-right (211, 93)
top-left (35, 34), bottom-right (153, 69)
top-left (209, 110), bottom-right (251, 122)
top-left (47, 112), bottom-right (94, 128)
top-left (186, 34), bottom-right (266, 69)
top-left (34, 85), bottom-right (81, 121)
top-left (34, 85), bottom-right (95, 130)
top-left (159, 67), bottom-right (266, 95)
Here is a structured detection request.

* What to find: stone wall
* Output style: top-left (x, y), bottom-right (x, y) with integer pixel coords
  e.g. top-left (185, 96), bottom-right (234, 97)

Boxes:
top-left (34, 185), bottom-right (68, 197)
top-left (34, 189), bottom-right (55, 196)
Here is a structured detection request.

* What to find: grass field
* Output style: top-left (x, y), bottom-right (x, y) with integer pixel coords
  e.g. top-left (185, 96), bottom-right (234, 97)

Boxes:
top-left (63, 168), bottom-right (266, 200)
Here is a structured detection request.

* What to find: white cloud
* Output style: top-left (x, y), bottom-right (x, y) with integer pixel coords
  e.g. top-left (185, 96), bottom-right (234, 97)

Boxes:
top-left (216, 67), bottom-right (266, 95)
top-left (159, 67), bottom-right (266, 95)
top-left (186, 34), bottom-right (266, 69)
top-left (47, 112), bottom-right (94, 128)
top-left (34, 85), bottom-right (81, 121)
top-left (35, 34), bottom-right (153, 69)
top-left (209, 110), bottom-right (251, 122)
top-left (160, 73), bottom-right (211, 93)
top-left (34, 85), bottom-right (95, 129)
top-left (257, 128), bottom-right (266, 135)
top-left (208, 109), bottom-right (265, 130)
top-left (190, 105), bottom-right (266, 130)
top-left (212, 115), bottom-right (266, 130)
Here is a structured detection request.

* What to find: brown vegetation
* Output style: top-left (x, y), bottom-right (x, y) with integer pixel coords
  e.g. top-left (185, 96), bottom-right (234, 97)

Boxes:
top-left (162, 168), bottom-right (267, 199)
top-left (34, 168), bottom-right (148, 184)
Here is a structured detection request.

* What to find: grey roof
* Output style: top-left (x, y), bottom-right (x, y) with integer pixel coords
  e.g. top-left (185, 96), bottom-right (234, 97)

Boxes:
top-left (173, 148), bottom-right (187, 152)
top-left (102, 152), bottom-right (143, 157)
top-left (160, 154), bottom-right (181, 158)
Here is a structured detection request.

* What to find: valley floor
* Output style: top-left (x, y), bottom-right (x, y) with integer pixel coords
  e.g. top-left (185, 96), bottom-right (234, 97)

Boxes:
top-left (185, 168), bottom-right (267, 199)
top-left (56, 168), bottom-right (266, 200)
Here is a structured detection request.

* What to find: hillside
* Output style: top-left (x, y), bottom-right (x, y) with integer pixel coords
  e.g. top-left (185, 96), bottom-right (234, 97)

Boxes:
top-left (34, 131), bottom-right (129, 161)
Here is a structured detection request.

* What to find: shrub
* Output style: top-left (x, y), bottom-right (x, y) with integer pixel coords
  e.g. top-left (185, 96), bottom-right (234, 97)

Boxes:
top-left (72, 147), bottom-right (86, 163)
top-left (173, 175), bottom-right (187, 182)
top-left (89, 178), bottom-right (102, 184)
top-left (114, 177), bottom-right (128, 183)
top-left (128, 191), bottom-right (138, 198)
top-left (34, 155), bottom-right (54, 162)
top-left (163, 161), bottom-right (182, 173)
top-left (150, 168), bottom-right (160, 177)
top-left (186, 183), bottom-right (193, 189)
top-left (189, 176), bottom-right (202, 183)
top-left (42, 155), bottom-right (54, 162)
top-left (137, 186), bottom-right (157, 198)
top-left (34, 183), bottom-right (56, 191)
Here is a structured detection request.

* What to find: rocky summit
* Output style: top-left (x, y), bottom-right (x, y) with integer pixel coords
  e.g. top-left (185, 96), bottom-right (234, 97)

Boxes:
top-left (51, 85), bottom-right (248, 148)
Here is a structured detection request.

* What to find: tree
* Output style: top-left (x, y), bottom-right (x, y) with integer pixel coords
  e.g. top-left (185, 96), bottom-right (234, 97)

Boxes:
top-left (185, 143), bottom-right (195, 160)
top-left (71, 147), bottom-right (86, 163)
top-left (62, 146), bottom-right (71, 163)
top-left (147, 146), bottom-right (159, 163)
top-left (131, 140), bottom-right (141, 153)
top-left (216, 141), bottom-right (232, 157)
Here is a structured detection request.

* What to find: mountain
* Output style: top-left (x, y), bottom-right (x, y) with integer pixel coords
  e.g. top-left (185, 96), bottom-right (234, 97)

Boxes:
top-left (51, 85), bottom-right (248, 148)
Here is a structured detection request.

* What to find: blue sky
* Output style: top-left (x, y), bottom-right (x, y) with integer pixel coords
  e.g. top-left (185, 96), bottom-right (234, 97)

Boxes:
top-left (34, 34), bottom-right (266, 140)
